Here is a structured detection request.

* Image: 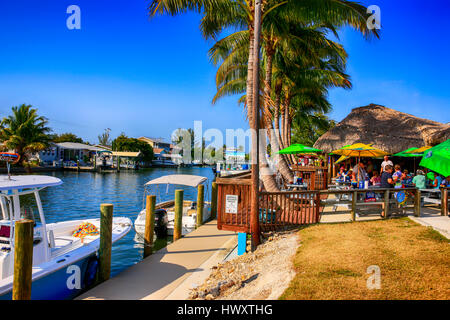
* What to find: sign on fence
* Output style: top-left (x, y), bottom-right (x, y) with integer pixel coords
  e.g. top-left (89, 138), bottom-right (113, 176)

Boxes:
top-left (225, 195), bottom-right (238, 214)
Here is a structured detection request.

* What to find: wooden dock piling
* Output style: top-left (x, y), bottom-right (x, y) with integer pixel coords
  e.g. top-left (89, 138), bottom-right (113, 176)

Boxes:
top-left (211, 182), bottom-right (217, 219)
top-left (144, 195), bottom-right (155, 258)
top-left (98, 203), bottom-right (113, 283)
top-left (12, 219), bottom-right (34, 300)
top-left (174, 190), bottom-right (183, 241)
top-left (196, 184), bottom-right (204, 228)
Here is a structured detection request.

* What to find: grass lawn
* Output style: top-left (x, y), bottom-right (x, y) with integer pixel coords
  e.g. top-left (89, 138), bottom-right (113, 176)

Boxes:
top-left (280, 217), bottom-right (449, 300)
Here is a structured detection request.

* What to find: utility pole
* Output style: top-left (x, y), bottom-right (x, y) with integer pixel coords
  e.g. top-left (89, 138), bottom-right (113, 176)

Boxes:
top-left (250, 0), bottom-right (262, 248)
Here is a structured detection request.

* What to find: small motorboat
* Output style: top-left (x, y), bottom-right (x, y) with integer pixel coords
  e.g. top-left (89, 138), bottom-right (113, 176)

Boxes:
top-left (0, 175), bottom-right (132, 300)
top-left (134, 174), bottom-right (211, 237)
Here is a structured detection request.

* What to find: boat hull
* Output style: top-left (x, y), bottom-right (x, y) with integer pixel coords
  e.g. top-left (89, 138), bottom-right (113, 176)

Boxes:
top-left (0, 254), bottom-right (95, 300)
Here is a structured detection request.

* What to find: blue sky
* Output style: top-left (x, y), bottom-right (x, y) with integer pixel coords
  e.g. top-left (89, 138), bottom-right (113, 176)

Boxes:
top-left (0, 0), bottom-right (449, 145)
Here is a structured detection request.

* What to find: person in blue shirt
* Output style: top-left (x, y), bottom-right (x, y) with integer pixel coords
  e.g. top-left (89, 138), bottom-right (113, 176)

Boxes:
top-left (432, 173), bottom-right (443, 189)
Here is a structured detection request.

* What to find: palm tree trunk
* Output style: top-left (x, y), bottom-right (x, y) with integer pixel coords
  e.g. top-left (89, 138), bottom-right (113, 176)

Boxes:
top-left (263, 47), bottom-right (293, 184)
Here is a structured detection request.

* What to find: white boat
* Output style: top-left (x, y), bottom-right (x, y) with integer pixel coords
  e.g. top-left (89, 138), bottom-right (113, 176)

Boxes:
top-left (0, 175), bottom-right (132, 300)
top-left (134, 174), bottom-right (211, 237)
top-left (216, 162), bottom-right (250, 177)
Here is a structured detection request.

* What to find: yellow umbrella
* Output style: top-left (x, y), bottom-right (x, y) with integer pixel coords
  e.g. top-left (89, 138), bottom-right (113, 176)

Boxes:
top-left (405, 146), bottom-right (431, 154)
top-left (331, 143), bottom-right (389, 158)
top-left (335, 155), bottom-right (350, 165)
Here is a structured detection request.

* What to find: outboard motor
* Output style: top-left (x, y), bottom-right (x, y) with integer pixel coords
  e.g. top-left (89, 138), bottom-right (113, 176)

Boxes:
top-left (154, 209), bottom-right (168, 238)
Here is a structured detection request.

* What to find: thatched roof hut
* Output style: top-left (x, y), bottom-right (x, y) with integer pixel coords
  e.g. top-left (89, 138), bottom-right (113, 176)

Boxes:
top-left (314, 104), bottom-right (450, 154)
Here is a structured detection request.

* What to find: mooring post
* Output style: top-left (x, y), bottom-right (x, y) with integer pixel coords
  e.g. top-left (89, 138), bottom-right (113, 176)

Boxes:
top-left (144, 195), bottom-right (156, 258)
top-left (93, 155), bottom-right (97, 170)
top-left (196, 184), bottom-right (204, 228)
top-left (98, 203), bottom-right (113, 283)
top-left (383, 190), bottom-right (390, 218)
top-left (12, 219), bottom-right (34, 300)
top-left (174, 190), bottom-right (183, 241)
top-left (351, 190), bottom-right (357, 221)
top-left (211, 182), bottom-right (217, 219)
top-left (415, 189), bottom-right (421, 217)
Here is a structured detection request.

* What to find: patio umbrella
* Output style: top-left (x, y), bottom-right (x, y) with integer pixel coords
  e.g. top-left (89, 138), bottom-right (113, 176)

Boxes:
top-left (277, 144), bottom-right (323, 154)
top-left (419, 139), bottom-right (450, 177)
top-left (331, 143), bottom-right (389, 158)
top-left (335, 155), bottom-right (350, 165)
top-left (407, 146), bottom-right (432, 154)
top-left (393, 147), bottom-right (421, 157)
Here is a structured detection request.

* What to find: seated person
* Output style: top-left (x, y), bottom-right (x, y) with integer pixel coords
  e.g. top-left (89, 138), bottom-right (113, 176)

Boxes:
top-left (401, 169), bottom-right (413, 185)
top-left (412, 170), bottom-right (426, 189)
top-left (336, 167), bottom-right (346, 180)
top-left (440, 176), bottom-right (450, 187)
top-left (427, 172), bottom-right (442, 189)
top-left (370, 170), bottom-right (381, 186)
top-left (430, 173), bottom-right (443, 189)
top-left (345, 169), bottom-right (353, 182)
top-left (380, 165), bottom-right (394, 188)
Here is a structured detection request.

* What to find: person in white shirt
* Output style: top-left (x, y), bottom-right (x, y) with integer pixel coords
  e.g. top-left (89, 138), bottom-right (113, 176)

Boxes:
top-left (380, 155), bottom-right (393, 173)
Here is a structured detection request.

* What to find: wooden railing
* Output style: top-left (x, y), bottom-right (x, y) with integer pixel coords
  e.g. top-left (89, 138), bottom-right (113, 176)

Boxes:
top-left (319, 187), bottom-right (421, 221)
top-left (441, 187), bottom-right (449, 216)
top-left (291, 165), bottom-right (328, 190)
top-left (216, 177), bottom-right (424, 232)
top-left (259, 191), bottom-right (322, 231)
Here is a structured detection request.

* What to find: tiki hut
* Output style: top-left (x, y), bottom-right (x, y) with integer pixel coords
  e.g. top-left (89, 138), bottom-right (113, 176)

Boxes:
top-left (314, 104), bottom-right (450, 154)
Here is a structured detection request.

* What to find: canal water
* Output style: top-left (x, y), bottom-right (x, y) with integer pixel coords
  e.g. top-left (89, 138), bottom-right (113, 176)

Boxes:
top-left (33, 166), bottom-right (215, 277)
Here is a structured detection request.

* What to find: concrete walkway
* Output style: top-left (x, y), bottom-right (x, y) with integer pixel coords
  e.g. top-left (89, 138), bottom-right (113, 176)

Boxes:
top-left (77, 220), bottom-right (237, 300)
top-left (408, 207), bottom-right (450, 239)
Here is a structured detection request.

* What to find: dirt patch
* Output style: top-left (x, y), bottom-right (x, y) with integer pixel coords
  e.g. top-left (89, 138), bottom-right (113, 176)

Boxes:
top-left (189, 229), bottom-right (299, 300)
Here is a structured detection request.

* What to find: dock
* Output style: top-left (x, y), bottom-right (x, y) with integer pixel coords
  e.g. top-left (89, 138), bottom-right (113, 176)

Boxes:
top-left (77, 220), bottom-right (237, 300)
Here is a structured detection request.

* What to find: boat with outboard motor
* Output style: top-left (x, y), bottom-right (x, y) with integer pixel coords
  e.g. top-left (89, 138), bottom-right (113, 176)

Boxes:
top-left (134, 174), bottom-right (211, 237)
top-left (0, 175), bottom-right (132, 300)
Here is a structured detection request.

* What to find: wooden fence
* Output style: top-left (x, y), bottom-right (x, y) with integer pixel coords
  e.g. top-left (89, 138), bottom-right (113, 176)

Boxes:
top-left (216, 177), bottom-right (425, 233)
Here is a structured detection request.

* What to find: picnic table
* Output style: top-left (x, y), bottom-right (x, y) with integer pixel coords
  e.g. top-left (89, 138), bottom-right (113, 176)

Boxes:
top-left (420, 188), bottom-right (442, 205)
top-left (286, 183), bottom-right (308, 191)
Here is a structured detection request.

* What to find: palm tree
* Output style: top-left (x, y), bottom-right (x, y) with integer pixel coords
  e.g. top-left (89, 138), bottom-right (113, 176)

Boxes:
top-left (0, 104), bottom-right (51, 166)
top-left (147, 0), bottom-right (380, 191)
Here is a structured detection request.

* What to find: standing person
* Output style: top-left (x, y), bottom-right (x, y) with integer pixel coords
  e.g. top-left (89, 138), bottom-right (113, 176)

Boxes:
top-left (392, 164), bottom-right (403, 188)
top-left (380, 165), bottom-right (395, 188)
top-left (352, 161), bottom-right (368, 183)
top-left (412, 170), bottom-right (426, 189)
top-left (380, 156), bottom-right (393, 173)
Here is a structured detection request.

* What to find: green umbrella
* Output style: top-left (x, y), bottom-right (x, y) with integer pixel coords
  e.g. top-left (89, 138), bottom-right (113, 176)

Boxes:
top-left (419, 139), bottom-right (450, 177)
top-left (393, 147), bottom-right (421, 157)
top-left (277, 144), bottom-right (323, 155)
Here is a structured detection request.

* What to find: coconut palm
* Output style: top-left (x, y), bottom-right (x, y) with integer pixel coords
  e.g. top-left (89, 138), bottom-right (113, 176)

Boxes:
top-left (147, 0), bottom-right (380, 191)
top-left (0, 104), bottom-right (51, 166)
